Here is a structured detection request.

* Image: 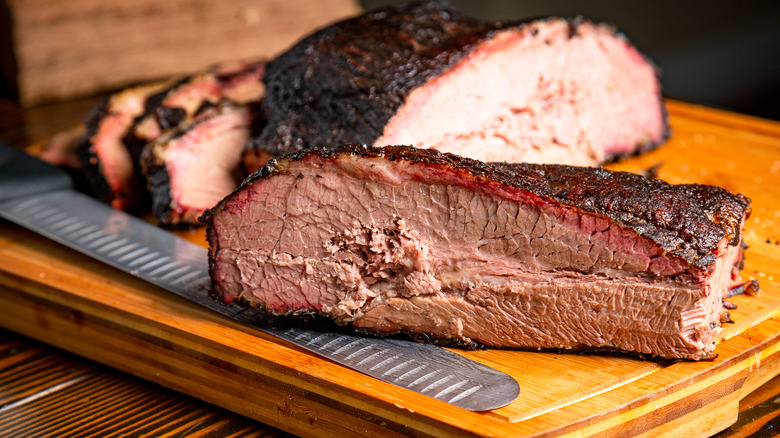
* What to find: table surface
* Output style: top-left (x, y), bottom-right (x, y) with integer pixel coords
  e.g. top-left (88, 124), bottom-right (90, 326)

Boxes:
top-left (1, 96), bottom-right (779, 438)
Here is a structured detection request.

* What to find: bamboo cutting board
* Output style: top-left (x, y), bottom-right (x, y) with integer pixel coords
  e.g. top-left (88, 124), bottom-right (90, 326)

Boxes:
top-left (0, 100), bottom-right (779, 437)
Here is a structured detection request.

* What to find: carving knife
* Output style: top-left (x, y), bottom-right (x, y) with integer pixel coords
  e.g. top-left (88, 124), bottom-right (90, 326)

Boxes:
top-left (0, 143), bottom-right (519, 411)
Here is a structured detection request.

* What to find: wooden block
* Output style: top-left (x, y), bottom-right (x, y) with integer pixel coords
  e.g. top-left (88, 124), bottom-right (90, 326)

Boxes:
top-left (2, 0), bottom-right (361, 106)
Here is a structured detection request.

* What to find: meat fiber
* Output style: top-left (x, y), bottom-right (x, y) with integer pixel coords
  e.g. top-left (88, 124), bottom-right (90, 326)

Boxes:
top-left (245, 2), bottom-right (667, 171)
top-left (205, 145), bottom-right (751, 360)
top-left (142, 101), bottom-right (265, 227)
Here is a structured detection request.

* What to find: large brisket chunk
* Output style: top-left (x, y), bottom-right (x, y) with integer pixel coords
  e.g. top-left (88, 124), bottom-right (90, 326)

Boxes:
top-left (246, 2), bottom-right (667, 170)
top-left (205, 145), bottom-right (750, 360)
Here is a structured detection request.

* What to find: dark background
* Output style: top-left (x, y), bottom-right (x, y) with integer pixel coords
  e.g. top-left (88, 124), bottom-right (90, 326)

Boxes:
top-left (362, 0), bottom-right (780, 121)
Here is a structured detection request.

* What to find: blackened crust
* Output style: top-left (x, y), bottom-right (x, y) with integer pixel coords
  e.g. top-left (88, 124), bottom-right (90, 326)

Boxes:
top-left (75, 96), bottom-right (114, 203)
top-left (206, 144), bottom-right (751, 272)
top-left (249, 1), bottom-right (498, 157)
top-left (136, 76), bottom-right (192, 127)
top-left (143, 156), bottom-right (177, 227)
top-left (495, 162), bottom-right (750, 270)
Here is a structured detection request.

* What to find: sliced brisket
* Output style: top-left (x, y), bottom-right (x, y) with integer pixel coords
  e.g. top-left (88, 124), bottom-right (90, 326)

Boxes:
top-left (142, 101), bottom-right (265, 227)
top-left (205, 145), bottom-right (750, 360)
top-left (75, 59), bottom-right (265, 216)
top-left (245, 2), bottom-right (667, 171)
top-left (76, 82), bottom-right (173, 210)
top-left (129, 59), bottom-right (266, 146)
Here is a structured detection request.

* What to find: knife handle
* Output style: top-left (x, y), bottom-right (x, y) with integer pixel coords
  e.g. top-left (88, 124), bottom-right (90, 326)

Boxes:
top-left (0, 142), bottom-right (73, 202)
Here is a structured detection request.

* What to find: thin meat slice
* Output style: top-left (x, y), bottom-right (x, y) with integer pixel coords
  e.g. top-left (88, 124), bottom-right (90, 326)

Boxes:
top-left (205, 145), bottom-right (751, 360)
top-left (142, 101), bottom-right (265, 227)
top-left (75, 59), bottom-right (265, 213)
top-left (245, 2), bottom-right (667, 171)
top-left (76, 81), bottom-right (172, 210)
top-left (130, 59), bottom-right (266, 145)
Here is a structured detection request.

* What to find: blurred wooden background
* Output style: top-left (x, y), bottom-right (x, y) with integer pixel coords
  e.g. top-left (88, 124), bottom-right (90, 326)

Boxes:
top-left (1, 0), bottom-right (360, 106)
top-left (2, 0), bottom-right (778, 121)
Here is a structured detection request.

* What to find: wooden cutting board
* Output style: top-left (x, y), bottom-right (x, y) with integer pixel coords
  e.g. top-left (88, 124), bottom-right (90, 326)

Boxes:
top-left (1, 100), bottom-right (779, 437)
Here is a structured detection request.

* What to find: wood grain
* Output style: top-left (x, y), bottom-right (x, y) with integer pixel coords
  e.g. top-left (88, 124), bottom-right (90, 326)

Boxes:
top-left (0, 329), bottom-right (285, 437)
top-left (4, 0), bottom-right (361, 106)
top-left (714, 374), bottom-right (780, 438)
top-left (0, 100), bottom-right (779, 437)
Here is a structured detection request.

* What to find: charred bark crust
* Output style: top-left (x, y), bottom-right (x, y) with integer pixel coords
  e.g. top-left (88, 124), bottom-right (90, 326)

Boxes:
top-left (145, 101), bottom-right (267, 228)
top-left (144, 157), bottom-right (177, 227)
top-left (249, 1), bottom-right (497, 157)
top-left (75, 95), bottom-right (114, 204)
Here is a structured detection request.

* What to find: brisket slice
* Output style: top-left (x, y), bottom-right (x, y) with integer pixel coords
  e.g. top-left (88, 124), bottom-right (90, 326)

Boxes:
top-left (130, 59), bottom-right (266, 145)
top-left (75, 59), bottom-right (265, 214)
top-left (204, 145), bottom-right (751, 360)
top-left (245, 2), bottom-right (667, 171)
top-left (76, 82), bottom-right (173, 210)
top-left (142, 101), bottom-right (265, 227)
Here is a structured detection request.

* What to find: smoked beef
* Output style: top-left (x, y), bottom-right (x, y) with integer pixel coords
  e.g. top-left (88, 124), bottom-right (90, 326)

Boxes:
top-left (130, 59), bottom-right (265, 145)
top-left (245, 2), bottom-right (667, 171)
top-left (142, 101), bottom-right (265, 227)
top-left (204, 145), bottom-right (751, 360)
top-left (76, 59), bottom-right (265, 217)
top-left (77, 82), bottom-right (173, 210)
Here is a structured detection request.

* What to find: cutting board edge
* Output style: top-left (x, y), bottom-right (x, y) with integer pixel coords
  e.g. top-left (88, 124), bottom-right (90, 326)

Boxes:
top-left (0, 274), bottom-right (497, 438)
top-left (528, 320), bottom-right (780, 437)
top-left (3, 262), bottom-right (780, 438)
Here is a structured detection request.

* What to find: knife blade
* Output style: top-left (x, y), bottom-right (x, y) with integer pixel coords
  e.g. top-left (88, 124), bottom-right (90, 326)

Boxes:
top-left (0, 143), bottom-right (519, 411)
